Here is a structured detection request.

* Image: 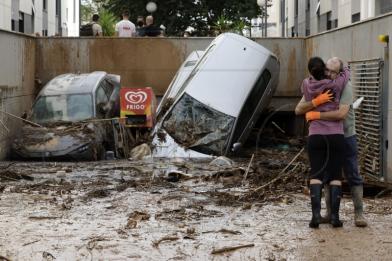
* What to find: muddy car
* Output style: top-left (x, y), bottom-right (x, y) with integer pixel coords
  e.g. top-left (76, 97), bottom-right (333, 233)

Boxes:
top-left (11, 72), bottom-right (120, 160)
top-left (153, 33), bottom-right (280, 157)
top-left (156, 50), bottom-right (205, 116)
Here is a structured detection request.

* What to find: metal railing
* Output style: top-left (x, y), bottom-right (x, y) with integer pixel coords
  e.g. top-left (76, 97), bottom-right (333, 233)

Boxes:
top-left (349, 59), bottom-right (384, 180)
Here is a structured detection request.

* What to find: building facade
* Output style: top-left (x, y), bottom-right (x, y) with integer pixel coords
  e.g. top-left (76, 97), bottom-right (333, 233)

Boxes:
top-left (276, 0), bottom-right (392, 37)
top-left (0, 0), bottom-right (79, 36)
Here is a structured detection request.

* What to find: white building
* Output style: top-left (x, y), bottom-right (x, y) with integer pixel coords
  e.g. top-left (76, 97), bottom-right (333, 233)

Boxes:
top-left (250, 0), bottom-right (280, 37)
top-left (273, 0), bottom-right (392, 37)
top-left (0, 0), bottom-right (79, 36)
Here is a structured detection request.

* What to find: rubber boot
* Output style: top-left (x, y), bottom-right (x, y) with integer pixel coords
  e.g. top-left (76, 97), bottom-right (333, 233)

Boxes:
top-left (320, 185), bottom-right (331, 224)
top-left (330, 185), bottom-right (343, 228)
top-left (351, 185), bottom-right (368, 227)
top-left (309, 184), bottom-right (322, 228)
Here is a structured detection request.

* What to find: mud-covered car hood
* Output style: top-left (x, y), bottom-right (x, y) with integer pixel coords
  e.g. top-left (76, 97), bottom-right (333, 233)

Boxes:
top-left (12, 123), bottom-right (97, 158)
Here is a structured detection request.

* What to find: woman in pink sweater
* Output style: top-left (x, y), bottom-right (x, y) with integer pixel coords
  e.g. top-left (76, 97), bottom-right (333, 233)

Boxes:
top-left (302, 57), bottom-right (350, 228)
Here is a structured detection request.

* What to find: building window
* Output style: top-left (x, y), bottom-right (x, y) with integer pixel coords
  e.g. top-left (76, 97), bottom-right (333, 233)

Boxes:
top-left (326, 11), bottom-right (332, 30)
top-left (291, 27), bottom-right (296, 37)
top-left (56, 0), bottom-right (60, 16)
top-left (19, 12), bottom-right (24, 33)
top-left (333, 19), bottom-right (338, 28)
top-left (352, 13), bottom-right (360, 23)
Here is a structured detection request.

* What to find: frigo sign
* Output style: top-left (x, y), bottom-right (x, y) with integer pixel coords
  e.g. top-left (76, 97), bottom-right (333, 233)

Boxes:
top-left (124, 91), bottom-right (148, 110)
top-left (120, 87), bottom-right (157, 128)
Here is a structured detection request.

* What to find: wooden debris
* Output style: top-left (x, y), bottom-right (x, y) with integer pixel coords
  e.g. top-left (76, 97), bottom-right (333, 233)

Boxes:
top-left (152, 235), bottom-right (179, 248)
top-left (0, 256), bottom-right (12, 261)
top-left (242, 153), bottom-right (255, 183)
top-left (211, 243), bottom-right (255, 254)
top-left (28, 216), bottom-right (62, 220)
top-left (126, 211), bottom-right (150, 229)
top-left (22, 239), bottom-right (41, 246)
top-left (251, 148), bottom-right (304, 193)
top-left (202, 228), bottom-right (242, 235)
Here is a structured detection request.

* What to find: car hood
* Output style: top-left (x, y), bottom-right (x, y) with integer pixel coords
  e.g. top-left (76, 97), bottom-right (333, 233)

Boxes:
top-left (12, 123), bottom-right (95, 154)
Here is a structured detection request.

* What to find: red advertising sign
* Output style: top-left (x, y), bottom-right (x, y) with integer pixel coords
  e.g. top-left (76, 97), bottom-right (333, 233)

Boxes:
top-left (120, 87), bottom-right (156, 128)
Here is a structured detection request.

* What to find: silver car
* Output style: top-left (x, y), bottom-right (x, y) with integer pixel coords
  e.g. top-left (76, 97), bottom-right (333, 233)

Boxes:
top-left (12, 71), bottom-right (120, 160)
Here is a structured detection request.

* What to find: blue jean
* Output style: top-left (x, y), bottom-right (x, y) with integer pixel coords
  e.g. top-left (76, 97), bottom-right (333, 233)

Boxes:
top-left (343, 135), bottom-right (363, 187)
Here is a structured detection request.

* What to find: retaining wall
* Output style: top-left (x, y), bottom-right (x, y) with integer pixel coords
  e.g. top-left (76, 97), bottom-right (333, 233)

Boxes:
top-left (0, 30), bottom-right (36, 159)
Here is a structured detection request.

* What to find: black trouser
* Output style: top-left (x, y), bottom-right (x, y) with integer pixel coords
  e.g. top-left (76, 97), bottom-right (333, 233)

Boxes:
top-left (307, 134), bottom-right (345, 183)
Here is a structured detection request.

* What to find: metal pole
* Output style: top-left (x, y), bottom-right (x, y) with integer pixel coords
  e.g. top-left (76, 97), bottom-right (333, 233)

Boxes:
top-left (382, 41), bottom-right (389, 183)
top-left (264, 0), bottom-right (268, 37)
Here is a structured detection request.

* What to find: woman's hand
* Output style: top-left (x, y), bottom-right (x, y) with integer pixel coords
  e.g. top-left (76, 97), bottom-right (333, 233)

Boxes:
top-left (306, 111), bottom-right (321, 122)
top-left (311, 89), bottom-right (334, 107)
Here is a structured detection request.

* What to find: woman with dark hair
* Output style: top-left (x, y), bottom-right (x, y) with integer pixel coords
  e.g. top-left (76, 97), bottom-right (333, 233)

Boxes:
top-left (301, 56), bottom-right (350, 228)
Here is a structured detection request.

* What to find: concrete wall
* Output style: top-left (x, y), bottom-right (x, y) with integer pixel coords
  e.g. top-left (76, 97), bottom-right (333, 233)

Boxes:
top-left (35, 38), bottom-right (209, 96)
top-left (35, 37), bottom-right (305, 100)
top-left (0, 30), bottom-right (36, 159)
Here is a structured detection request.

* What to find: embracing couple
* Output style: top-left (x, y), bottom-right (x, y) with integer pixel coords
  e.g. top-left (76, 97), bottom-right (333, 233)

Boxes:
top-left (295, 57), bottom-right (368, 229)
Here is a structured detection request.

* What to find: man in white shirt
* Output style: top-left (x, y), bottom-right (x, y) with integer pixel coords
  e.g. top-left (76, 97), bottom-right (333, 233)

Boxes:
top-left (115, 10), bottom-right (136, 37)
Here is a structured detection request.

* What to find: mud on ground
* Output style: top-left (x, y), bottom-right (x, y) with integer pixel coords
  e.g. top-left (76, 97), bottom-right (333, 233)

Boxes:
top-left (1, 152), bottom-right (392, 260)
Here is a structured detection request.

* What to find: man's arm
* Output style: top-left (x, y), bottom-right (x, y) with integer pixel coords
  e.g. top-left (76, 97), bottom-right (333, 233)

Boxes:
top-left (319, 104), bottom-right (350, 120)
top-left (319, 81), bottom-right (352, 120)
top-left (295, 96), bottom-right (314, 115)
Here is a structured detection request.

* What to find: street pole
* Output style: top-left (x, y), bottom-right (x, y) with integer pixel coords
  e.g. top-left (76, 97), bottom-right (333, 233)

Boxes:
top-left (264, 0), bottom-right (268, 37)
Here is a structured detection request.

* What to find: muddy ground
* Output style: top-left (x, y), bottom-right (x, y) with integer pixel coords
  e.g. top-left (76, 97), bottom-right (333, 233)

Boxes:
top-left (1, 152), bottom-right (392, 261)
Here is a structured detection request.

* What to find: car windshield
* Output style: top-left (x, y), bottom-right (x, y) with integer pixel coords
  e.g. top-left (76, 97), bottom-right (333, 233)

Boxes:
top-left (31, 94), bottom-right (93, 124)
top-left (162, 93), bottom-right (235, 155)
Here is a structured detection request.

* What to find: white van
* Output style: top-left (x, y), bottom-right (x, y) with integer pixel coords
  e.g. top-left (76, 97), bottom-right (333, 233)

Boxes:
top-left (153, 33), bottom-right (280, 157)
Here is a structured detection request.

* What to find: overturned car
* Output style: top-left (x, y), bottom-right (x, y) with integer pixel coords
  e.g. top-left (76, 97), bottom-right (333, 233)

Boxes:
top-left (11, 71), bottom-right (120, 160)
top-left (152, 33), bottom-right (280, 158)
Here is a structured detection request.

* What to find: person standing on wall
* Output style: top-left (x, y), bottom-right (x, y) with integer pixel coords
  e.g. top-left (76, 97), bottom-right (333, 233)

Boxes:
top-left (115, 10), bottom-right (136, 37)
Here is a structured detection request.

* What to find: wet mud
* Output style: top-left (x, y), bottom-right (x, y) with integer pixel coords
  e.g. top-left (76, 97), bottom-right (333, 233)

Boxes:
top-left (1, 155), bottom-right (392, 260)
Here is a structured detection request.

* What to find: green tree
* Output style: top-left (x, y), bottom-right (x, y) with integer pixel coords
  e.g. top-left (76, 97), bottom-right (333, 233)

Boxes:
top-left (95, 0), bottom-right (260, 36)
top-left (99, 10), bottom-right (117, 36)
top-left (81, 0), bottom-right (96, 24)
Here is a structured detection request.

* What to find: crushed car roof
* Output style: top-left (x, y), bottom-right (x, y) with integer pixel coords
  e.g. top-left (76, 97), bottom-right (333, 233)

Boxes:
top-left (39, 71), bottom-right (107, 96)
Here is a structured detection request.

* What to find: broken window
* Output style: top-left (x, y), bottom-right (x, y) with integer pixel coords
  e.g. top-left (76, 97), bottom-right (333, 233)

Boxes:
top-left (31, 94), bottom-right (93, 124)
top-left (163, 93), bottom-right (235, 155)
